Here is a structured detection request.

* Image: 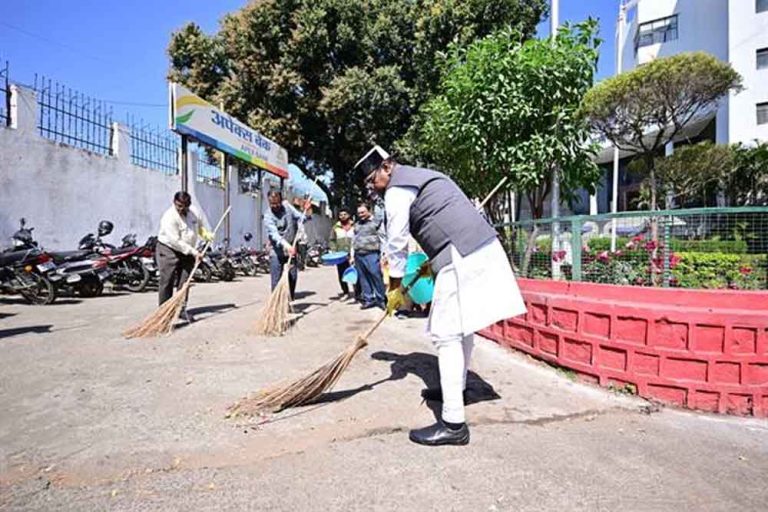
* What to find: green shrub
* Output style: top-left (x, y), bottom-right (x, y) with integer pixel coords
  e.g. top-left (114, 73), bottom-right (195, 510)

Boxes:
top-left (671, 252), bottom-right (765, 290)
top-left (587, 235), bottom-right (748, 254)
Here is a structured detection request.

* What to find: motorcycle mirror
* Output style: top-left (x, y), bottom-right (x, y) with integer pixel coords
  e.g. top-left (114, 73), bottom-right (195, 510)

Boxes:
top-left (19, 218), bottom-right (26, 228)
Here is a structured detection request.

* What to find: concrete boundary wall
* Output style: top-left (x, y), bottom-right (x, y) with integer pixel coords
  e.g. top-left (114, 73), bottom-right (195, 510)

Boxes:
top-left (480, 279), bottom-right (768, 418)
top-left (0, 86), bottom-right (263, 250)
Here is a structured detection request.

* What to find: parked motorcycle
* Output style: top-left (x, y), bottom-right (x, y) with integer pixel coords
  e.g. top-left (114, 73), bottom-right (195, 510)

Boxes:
top-left (227, 233), bottom-right (259, 277)
top-left (306, 242), bottom-right (327, 268)
top-left (78, 221), bottom-right (150, 292)
top-left (120, 233), bottom-right (158, 287)
top-left (0, 219), bottom-right (57, 305)
top-left (194, 243), bottom-right (236, 282)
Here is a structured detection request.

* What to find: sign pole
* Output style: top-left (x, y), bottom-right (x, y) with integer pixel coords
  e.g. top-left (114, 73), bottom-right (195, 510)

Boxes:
top-left (180, 135), bottom-right (189, 192)
top-left (222, 153), bottom-right (231, 246)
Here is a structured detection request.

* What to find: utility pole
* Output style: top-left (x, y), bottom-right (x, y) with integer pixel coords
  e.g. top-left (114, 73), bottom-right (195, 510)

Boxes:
top-left (611, 0), bottom-right (638, 251)
top-left (550, 0), bottom-right (562, 279)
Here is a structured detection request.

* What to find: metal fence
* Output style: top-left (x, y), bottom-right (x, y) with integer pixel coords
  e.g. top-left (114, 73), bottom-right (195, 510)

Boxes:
top-left (195, 145), bottom-right (223, 187)
top-left (127, 115), bottom-right (179, 175)
top-left (0, 59), bottom-right (9, 127)
top-left (33, 75), bottom-right (113, 155)
top-left (498, 207), bottom-right (768, 290)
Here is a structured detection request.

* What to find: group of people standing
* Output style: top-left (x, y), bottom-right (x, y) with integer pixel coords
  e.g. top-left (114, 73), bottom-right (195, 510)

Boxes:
top-left (329, 204), bottom-right (387, 310)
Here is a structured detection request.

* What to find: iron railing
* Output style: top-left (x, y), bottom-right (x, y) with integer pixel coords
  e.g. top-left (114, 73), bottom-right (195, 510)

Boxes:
top-left (33, 75), bottom-right (113, 155)
top-left (195, 145), bottom-right (223, 187)
top-left (127, 115), bottom-right (179, 175)
top-left (498, 207), bottom-right (768, 290)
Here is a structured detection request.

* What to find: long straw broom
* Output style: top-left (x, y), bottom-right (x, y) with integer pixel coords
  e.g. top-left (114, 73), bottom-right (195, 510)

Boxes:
top-left (228, 177), bottom-right (509, 416)
top-left (254, 179), bottom-right (320, 337)
top-left (123, 206), bottom-right (232, 339)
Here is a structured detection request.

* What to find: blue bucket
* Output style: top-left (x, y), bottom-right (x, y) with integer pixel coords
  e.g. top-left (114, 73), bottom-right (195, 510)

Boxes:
top-left (342, 266), bottom-right (358, 284)
top-left (321, 251), bottom-right (349, 266)
top-left (402, 252), bottom-right (434, 305)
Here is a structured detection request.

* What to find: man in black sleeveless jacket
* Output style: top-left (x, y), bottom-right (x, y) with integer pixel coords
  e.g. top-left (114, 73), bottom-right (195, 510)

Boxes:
top-left (355, 146), bottom-right (526, 446)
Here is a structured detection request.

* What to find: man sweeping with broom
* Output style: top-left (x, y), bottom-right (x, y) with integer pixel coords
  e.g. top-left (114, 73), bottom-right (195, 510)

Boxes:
top-left (157, 191), bottom-right (212, 323)
top-left (264, 190), bottom-right (312, 301)
top-left (356, 145), bottom-right (526, 446)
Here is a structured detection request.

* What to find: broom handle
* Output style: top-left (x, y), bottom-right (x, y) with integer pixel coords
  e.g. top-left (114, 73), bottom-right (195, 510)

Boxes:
top-left (363, 175), bottom-right (510, 340)
top-left (184, 206), bottom-right (233, 284)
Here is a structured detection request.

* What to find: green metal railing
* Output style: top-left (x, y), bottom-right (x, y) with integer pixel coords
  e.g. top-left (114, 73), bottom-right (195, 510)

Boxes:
top-left (497, 207), bottom-right (768, 290)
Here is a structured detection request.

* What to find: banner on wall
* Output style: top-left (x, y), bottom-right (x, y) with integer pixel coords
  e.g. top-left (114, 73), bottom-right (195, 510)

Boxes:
top-left (169, 82), bottom-right (289, 179)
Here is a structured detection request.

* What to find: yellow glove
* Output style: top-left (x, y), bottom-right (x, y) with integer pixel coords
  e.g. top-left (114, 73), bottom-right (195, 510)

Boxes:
top-left (418, 262), bottom-right (433, 279)
top-left (199, 227), bottom-right (214, 243)
top-left (386, 287), bottom-right (406, 317)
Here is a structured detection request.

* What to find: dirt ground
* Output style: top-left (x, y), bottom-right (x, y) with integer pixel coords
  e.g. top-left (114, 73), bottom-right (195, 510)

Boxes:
top-left (1, 267), bottom-right (767, 511)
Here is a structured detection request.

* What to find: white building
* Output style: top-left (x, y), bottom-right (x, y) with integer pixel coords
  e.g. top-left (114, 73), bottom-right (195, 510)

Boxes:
top-left (589, 0), bottom-right (768, 213)
top-left (619, 0), bottom-right (768, 145)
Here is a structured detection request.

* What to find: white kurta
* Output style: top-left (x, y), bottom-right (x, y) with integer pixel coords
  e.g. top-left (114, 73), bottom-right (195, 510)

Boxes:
top-left (384, 185), bottom-right (526, 339)
top-left (428, 240), bottom-right (526, 339)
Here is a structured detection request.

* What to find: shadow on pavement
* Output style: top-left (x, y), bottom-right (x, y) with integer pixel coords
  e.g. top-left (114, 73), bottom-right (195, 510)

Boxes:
top-left (0, 324), bottom-right (53, 339)
top-left (307, 351), bottom-right (501, 421)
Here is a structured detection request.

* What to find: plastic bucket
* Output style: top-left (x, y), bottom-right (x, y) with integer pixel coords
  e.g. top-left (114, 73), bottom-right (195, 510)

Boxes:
top-left (321, 251), bottom-right (349, 266)
top-left (402, 252), bottom-right (434, 305)
top-left (342, 266), bottom-right (358, 284)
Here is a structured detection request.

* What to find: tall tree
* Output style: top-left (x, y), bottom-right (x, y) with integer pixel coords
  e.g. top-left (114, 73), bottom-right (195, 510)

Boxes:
top-left (167, 0), bottom-right (547, 205)
top-left (581, 52), bottom-right (742, 212)
top-left (405, 20), bottom-right (603, 221)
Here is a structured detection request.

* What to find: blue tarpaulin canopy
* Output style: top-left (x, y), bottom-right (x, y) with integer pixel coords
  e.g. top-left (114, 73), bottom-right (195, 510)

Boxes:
top-left (287, 164), bottom-right (327, 205)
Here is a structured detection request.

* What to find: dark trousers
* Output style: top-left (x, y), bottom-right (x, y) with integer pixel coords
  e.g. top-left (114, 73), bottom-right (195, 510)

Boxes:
top-left (157, 242), bottom-right (194, 306)
top-left (356, 251), bottom-right (385, 306)
top-left (336, 259), bottom-right (361, 298)
top-left (270, 251), bottom-right (297, 300)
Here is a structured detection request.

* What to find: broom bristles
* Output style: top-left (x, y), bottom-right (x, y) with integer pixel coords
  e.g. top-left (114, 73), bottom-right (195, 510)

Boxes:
top-left (254, 265), bottom-right (293, 336)
top-left (228, 335), bottom-right (368, 417)
top-left (123, 282), bottom-right (189, 339)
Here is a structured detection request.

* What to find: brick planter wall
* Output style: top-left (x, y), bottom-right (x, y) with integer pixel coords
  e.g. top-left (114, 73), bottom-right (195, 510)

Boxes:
top-left (479, 279), bottom-right (768, 417)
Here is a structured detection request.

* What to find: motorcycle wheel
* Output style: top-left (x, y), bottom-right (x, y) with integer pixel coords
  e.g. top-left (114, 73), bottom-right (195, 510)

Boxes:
top-left (79, 280), bottom-right (104, 298)
top-left (220, 261), bottom-right (236, 282)
top-left (196, 263), bottom-right (213, 283)
top-left (18, 272), bottom-right (56, 305)
top-left (125, 260), bottom-right (150, 293)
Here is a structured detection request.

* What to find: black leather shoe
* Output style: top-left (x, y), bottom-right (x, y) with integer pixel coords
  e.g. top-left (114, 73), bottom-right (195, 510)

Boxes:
top-left (179, 310), bottom-right (195, 323)
top-left (360, 303), bottom-right (376, 310)
top-left (421, 387), bottom-right (469, 402)
top-left (409, 421), bottom-right (470, 446)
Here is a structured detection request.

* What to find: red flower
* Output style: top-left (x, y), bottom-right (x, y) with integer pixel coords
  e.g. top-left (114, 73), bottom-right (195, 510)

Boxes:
top-left (644, 241), bottom-right (657, 251)
top-left (739, 266), bottom-right (752, 275)
top-left (597, 251), bottom-right (610, 262)
top-left (669, 253), bottom-right (682, 269)
top-left (632, 235), bottom-right (644, 242)
top-left (552, 250), bottom-right (567, 262)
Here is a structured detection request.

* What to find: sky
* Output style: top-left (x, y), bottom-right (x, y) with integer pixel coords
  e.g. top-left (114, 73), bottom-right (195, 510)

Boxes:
top-left (0, 0), bottom-right (622, 132)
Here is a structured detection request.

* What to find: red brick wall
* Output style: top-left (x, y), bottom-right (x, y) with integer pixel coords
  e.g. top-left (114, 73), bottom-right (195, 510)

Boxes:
top-left (479, 279), bottom-right (768, 417)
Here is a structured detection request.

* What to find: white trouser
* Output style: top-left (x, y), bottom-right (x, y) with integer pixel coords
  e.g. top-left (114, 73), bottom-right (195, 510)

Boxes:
top-left (433, 333), bottom-right (474, 424)
top-left (429, 260), bottom-right (473, 424)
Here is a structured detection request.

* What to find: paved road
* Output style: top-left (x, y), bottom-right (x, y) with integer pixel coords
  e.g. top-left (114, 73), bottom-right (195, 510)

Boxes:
top-left (1, 268), bottom-right (766, 511)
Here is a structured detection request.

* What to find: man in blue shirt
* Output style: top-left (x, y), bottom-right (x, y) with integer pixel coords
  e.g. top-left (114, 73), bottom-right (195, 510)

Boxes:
top-left (264, 190), bottom-right (311, 300)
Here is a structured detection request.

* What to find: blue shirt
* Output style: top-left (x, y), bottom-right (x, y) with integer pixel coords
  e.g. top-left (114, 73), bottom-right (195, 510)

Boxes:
top-left (264, 200), bottom-right (306, 249)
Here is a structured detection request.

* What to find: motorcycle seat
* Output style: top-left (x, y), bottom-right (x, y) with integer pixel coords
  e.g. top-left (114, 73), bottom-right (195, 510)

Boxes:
top-left (49, 250), bottom-right (92, 263)
top-left (0, 250), bottom-right (33, 267)
top-left (109, 246), bottom-right (136, 256)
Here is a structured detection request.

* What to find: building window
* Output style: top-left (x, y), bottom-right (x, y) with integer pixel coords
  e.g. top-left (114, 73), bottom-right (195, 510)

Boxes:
top-left (758, 48), bottom-right (768, 70)
top-left (758, 0), bottom-right (768, 14)
top-left (758, 103), bottom-right (768, 125)
top-left (636, 15), bottom-right (679, 49)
